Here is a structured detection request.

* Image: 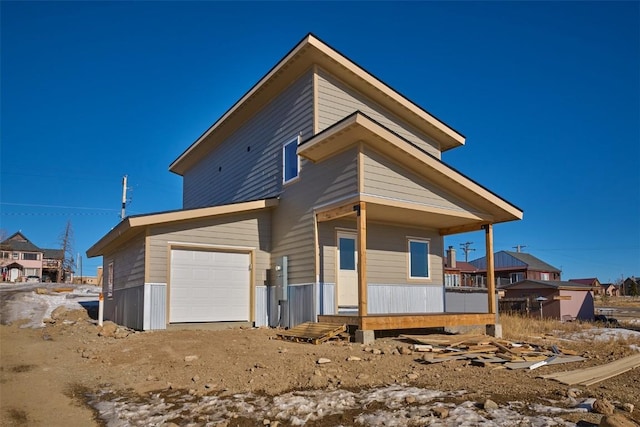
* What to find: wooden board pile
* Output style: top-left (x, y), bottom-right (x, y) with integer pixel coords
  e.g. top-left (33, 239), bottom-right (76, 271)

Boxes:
top-left (401, 333), bottom-right (585, 370)
top-left (276, 322), bottom-right (347, 345)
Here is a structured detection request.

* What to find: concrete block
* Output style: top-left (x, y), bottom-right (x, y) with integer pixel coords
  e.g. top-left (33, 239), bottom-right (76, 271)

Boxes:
top-left (486, 323), bottom-right (503, 338)
top-left (355, 329), bottom-right (375, 344)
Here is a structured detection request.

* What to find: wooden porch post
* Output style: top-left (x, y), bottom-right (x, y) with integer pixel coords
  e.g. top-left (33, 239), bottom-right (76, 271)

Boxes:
top-left (357, 202), bottom-right (367, 320)
top-left (484, 224), bottom-right (496, 314)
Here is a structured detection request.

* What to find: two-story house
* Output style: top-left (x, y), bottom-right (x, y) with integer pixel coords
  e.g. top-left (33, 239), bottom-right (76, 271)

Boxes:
top-left (469, 250), bottom-right (561, 287)
top-left (0, 232), bottom-right (70, 283)
top-left (87, 34), bottom-right (523, 340)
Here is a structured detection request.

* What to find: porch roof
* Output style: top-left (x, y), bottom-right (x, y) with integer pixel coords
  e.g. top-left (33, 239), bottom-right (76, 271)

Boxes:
top-left (301, 112), bottom-right (523, 234)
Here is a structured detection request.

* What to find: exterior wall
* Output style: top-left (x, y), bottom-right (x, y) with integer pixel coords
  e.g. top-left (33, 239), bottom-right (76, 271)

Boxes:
top-left (272, 147), bottom-right (359, 285)
top-left (146, 210), bottom-right (272, 287)
top-left (316, 69), bottom-right (441, 158)
top-left (182, 70), bottom-right (314, 209)
top-left (559, 289), bottom-right (594, 321)
top-left (102, 232), bottom-right (147, 293)
top-left (362, 148), bottom-right (478, 216)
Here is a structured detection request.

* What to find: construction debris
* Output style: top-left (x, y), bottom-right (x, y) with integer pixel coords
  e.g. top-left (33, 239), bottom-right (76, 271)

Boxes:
top-left (539, 353), bottom-right (640, 386)
top-left (401, 334), bottom-right (585, 368)
top-left (276, 322), bottom-right (347, 345)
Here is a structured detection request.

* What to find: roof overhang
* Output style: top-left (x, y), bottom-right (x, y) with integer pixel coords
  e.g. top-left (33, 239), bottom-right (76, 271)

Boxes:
top-left (169, 34), bottom-right (465, 176)
top-left (87, 198), bottom-right (278, 258)
top-left (301, 112), bottom-right (522, 233)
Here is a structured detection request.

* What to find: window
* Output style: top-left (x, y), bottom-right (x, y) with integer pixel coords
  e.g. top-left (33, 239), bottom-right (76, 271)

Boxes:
top-left (408, 239), bottom-right (430, 279)
top-left (510, 272), bottom-right (525, 283)
top-left (22, 253), bottom-right (39, 261)
top-left (540, 272), bottom-right (550, 281)
top-left (339, 237), bottom-right (356, 271)
top-left (107, 262), bottom-right (114, 299)
top-left (0, 252), bottom-right (9, 259)
top-left (24, 268), bottom-right (39, 276)
top-left (282, 137), bottom-right (300, 183)
top-left (12, 252), bottom-right (18, 259)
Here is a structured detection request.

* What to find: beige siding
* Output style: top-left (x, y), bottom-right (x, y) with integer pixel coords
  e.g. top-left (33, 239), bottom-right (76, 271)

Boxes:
top-left (316, 69), bottom-right (441, 158)
top-left (272, 148), bottom-right (359, 284)
top-left (146, 210), bottom-right (272, 286)
top-left (183, 71), bottom-right (314, 209)
top-left (103, 232), bottom-right (146, 292)
top-left (363, 148), bottom-right (479, 214)
top-left (320, 221), bottom-right (443, 286)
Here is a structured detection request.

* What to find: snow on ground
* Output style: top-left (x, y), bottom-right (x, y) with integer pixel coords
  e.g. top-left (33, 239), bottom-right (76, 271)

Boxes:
top-left (88, 385), bottom-right (584, 427)
top-left (0, 283), bottom-right (100, 328)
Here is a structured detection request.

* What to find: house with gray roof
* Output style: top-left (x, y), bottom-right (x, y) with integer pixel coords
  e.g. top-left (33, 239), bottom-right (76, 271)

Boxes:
top-left (469, 250), bottom-right (561, 286)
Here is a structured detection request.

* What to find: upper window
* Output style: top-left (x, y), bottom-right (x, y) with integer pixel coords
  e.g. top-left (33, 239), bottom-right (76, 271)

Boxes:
top-left (408, 239), bottom-right (430, 279)
top-left (22, 253), bottom-right (39, 261)
top-left (282, 137), bottom-right (300, 183)
top-left (540, 272), bottom-right (550, 281)
top-left (510, 272), bottom-right (525, 283)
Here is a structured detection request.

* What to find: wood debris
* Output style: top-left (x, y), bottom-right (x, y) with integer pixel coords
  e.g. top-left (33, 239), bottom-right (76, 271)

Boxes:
top-left (276, 322), bottom-right (346, 345)
top-left (401, 334), bottom-right (585, 368)
top-left (539, 353), bottom-right (640, 386)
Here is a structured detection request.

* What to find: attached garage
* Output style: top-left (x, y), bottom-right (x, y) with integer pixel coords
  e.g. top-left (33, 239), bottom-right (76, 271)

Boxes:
top-left (170, 249), bottom-right (251, 323)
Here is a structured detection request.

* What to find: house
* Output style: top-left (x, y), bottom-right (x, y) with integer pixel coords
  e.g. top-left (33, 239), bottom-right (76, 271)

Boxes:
top-left (599, 282), bottom-right (620, 297)
top-left (469, 250), bottom-right (561, 286)
top-left (569, 278), bottom-right (602, 296)
top-left (0, 232), bottom-right (70, 283)
top-left (87, 34), bottom-right (523, 340)
top-left (500, 280), bottom-right (594, 321)
top-left (622, 277), bottom-right (639, 296)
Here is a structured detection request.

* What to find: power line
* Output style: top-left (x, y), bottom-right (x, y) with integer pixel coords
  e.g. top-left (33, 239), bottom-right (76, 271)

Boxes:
top-left (1, 202), bottom-right (119, 211)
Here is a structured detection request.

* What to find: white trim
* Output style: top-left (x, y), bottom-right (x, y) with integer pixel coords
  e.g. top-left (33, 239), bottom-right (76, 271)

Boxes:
top-left (167, 241), bottom-right (255, 252)
top-left (282, 136), bottom-right (301, 184)
top-left (407, 237), bottom-right (431, 280)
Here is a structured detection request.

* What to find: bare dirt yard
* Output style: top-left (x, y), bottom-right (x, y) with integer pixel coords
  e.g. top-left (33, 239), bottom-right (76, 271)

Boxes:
top-left (1, 285), bottom-right (639, 426)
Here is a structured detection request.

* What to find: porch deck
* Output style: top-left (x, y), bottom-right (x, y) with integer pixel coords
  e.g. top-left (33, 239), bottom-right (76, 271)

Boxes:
top-left (317, 312), bottom-right (496, 330)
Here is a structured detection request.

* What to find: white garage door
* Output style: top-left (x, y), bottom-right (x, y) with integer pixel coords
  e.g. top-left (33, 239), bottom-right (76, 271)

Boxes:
top-left (170, 249), bottom-right (250, 323)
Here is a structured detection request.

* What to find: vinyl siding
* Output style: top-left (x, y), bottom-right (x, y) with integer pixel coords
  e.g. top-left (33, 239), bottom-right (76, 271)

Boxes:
top-left (103, 231), bottom-right (146, 292)
top-left (183, 71), bottom-right (314, 208)
top-left (272, 147), bottom-right (359, 284)
top-left (146, 210), bottom-right (272, 286)
top-left (316, 69), bottom-right (441, 158)
top-left (363, 148), bottom-right (479, 214)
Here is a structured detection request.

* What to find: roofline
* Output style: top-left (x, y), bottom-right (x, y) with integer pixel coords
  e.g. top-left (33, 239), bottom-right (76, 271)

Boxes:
top-left (169, 33), bottom-right (466, 175)
top-left (299, 111), bottom-right (523, 222)
top-left (502, 279), bottom-right (593, 291)
top-left (87, 198), bottom-right (279, 258)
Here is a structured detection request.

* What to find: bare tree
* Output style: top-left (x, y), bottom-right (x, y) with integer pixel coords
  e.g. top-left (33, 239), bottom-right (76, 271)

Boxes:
top-left (58, 221), bottom-right (76, 283)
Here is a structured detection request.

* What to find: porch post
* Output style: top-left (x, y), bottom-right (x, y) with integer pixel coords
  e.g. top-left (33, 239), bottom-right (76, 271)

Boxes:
top-left (357, 202), bottom-right (368, 319)
top-left (484, 223), bottom-right (496, 314)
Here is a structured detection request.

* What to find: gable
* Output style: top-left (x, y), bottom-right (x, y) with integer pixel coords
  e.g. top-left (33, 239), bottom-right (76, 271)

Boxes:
top-left (170, 34), bottom-right (464, 176)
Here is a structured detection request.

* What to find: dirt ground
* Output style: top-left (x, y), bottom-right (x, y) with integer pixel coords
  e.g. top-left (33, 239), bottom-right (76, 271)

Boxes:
top-left (1, 304), bottom-right (639, 427)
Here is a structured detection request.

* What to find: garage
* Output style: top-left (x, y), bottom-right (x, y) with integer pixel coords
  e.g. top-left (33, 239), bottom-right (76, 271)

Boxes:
top-left (169, 248), bottom-right (251, 323)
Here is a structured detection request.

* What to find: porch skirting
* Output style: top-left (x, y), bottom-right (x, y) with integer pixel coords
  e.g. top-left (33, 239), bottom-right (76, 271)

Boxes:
top-left (317, 312), bottom-right (496, 330)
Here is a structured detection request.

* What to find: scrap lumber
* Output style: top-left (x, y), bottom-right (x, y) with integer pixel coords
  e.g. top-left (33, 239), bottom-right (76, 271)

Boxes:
top-left (539, 353), bottom-right (640, 386)
top-left (276, 322), bottom-right (346, 345)
top-left (505, 355), bottom-right (585, 370)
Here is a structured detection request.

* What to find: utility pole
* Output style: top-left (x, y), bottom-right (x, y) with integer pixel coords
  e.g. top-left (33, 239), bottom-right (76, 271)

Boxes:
top-left (460, 241), bottom-right (476, 262)
top-left (513, 245), bottom-right (527, 253)
top-left (121, 175), bottom-right (128, 220)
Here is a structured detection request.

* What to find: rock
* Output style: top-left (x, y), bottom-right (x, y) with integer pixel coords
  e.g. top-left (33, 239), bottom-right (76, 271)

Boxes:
top-left (317, 358), bottom-right (331, 364)
top-left (357, 373), bottom-right (369, 380)
top-left (146, 375), bottom-right (158, 382)
top-left (599, 414), bottom-right (638, 427)
top-left (593, 399), bottom-right (615, 415)
top-left (432, 407), bottom-right (449, 418)
top-left (621, 403), bottom-right (634, 413)
top-left (98, 321), bottom-right (118, 337)
top-left (405, 395), bottom-right (416, 404)
top-left (372, 349), bottom-right (382, 355)
top-left (346, 356), bottom-right (361, 361)
top-left (567, 388), bottom-right (582, 398)
top-left (50, 306), bottom-right (68, 320)
top-left (406, 373), bottom-right (419, 380)
top-left (192, 375), bottom-right (200, 383)
top-left (391, 349), bottom-right (400, 355)
top-left (483, 399), bottom-right (499, 410)
top-left (204, 383), bottom-right (215, 389)
top-left (399, 346), bottom-right (412, 355)
top-left (114, 328), bottom-right (130, 339)
top-left (364, 347), bottom-right (373, 353)
top-left (184, 355), bottom-right (199, 362)
top-left (263, 419), bottom-right (271, 425)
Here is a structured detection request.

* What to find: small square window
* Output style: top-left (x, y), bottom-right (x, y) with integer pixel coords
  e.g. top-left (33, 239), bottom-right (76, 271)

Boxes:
top-left (283, 138), bottom-right (299, 183)
top-left (409, 239), bottom-right (430, 279)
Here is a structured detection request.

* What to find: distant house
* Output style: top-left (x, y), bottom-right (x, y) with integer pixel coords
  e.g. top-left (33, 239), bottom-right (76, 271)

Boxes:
top-left (500, 279), bottom-right (594, 321)
top-left (443, 247), bottom-right (484, 288)
top-left (469, 251), bottom-right (561, 286)
top-left (569, 278), bottom-right (602, 296)
top-left (623, 277), bottom-right (639, 296)
top-left (598, 283), bottom-right (620, 297)
top-left (0, 232), bottom-right (69, 283)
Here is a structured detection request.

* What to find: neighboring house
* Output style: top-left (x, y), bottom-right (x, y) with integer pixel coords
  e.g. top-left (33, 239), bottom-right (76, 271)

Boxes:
top-left (87, 34), bottom-right (523, 338)
top-left (569, 278), bottom-right (602, 296)
top-left (443, 246), bottom-right (484, 288)
top-left (470, 251), bottom-right (561, 285)
top-left (599, 283), bottom-right (620, 297)
top-left (623, 277), bottom-right (639, 296)
top-left (0, 232), bottom-right (70, 283)
top-left (500, 280), bottom-right (594, 321)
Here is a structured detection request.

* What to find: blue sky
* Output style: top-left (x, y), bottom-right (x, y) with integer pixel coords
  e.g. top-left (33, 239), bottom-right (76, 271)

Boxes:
top-left (1, 1), bottom-right (638, 283)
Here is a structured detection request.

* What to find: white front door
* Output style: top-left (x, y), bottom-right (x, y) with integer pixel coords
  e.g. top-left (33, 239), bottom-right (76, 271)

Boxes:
top-left (337, 232), bottom-right (358, 307)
